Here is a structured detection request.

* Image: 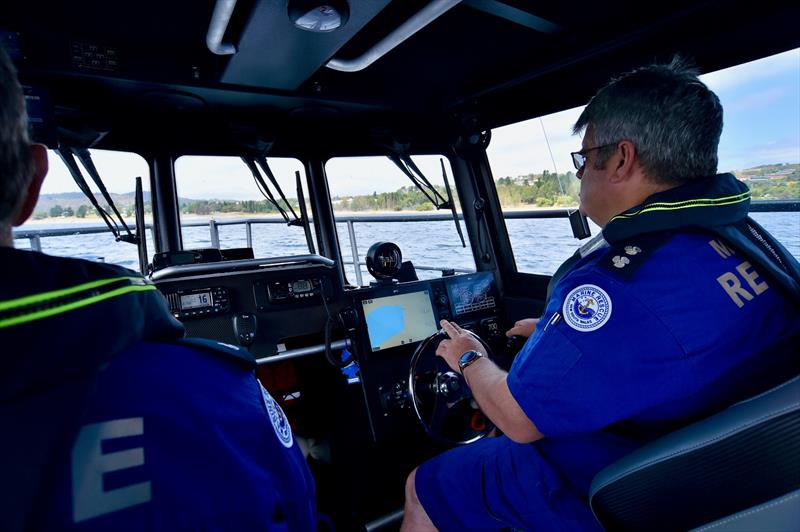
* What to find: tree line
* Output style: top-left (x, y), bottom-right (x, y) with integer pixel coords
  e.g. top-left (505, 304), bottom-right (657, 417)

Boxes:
top-left (33, 167), bottom-right (797, 219)
top-left (331, 171), bottom-right (582, 212)
top-left (33, 203), bottom-right (153, 220)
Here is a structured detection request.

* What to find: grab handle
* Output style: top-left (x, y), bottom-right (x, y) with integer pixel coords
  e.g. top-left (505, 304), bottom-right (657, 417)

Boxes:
top-left (206, 0), bottom-right (238, 55)
top-left (326, 0), bottom-right (461, 72)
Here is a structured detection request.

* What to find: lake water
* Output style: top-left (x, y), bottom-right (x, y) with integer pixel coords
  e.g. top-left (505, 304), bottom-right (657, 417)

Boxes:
top-left (14, 212), bottom-right (800, 284)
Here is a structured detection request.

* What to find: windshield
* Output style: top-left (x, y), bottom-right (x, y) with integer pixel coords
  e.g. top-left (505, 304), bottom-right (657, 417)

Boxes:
top-left (15, 149), bottom-right (154, 269)
top-left (326, 155), bottom-right (475, 284)
top-left (174, 156), bottom-right (316, 258)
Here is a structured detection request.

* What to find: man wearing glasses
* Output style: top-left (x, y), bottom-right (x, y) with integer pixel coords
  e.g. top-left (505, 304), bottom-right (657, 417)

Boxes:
top-left (402, 59), bottom-right (800, 531)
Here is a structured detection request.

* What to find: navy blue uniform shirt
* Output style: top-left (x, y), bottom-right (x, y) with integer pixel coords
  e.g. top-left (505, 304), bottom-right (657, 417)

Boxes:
top-left (508, 229), bottom-right (800, 495)
top-left (415, 174), bottom-right (800, 531)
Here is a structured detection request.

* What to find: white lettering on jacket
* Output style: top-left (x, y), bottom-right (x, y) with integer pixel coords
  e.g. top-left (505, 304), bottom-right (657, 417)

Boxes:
top-left (71, 417), bottom-right (151, 522)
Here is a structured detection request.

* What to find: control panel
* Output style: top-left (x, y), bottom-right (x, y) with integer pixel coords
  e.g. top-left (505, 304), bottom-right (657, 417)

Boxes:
top-left (351, 272), bottom-right (506, 442)
top-left (165, 286), bottom-right (230, 319)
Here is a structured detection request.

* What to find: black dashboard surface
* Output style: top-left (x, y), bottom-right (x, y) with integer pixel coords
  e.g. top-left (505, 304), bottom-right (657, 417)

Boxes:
top-left (156, 263), bottom-right (507, 442)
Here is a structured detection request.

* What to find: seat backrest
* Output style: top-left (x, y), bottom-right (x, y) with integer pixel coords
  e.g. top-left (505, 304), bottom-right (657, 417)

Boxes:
top-left (589, 375), bottom-right (800, 531)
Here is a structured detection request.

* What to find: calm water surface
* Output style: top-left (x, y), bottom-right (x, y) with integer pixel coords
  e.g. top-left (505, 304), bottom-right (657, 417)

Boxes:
top-left (15, 212), bottom-right (800, 284)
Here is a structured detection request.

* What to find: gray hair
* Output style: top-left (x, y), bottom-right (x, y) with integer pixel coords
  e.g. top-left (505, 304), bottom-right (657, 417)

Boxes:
top-left (0, 46), bottom-right (33, 228)
top-left (573, 57), bottom-right (723, 184)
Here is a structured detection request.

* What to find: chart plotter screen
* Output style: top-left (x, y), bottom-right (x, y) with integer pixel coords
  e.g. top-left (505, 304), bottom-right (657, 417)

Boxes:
top-left (362, 290), bottom-right (438, 352)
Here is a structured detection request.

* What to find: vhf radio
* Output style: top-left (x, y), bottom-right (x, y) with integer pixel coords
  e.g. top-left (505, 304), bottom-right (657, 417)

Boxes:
top-left (165, 286), bottom-right (230, 319)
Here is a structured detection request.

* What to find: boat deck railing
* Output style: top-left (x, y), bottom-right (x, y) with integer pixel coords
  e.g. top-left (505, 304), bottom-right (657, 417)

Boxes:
top-left (14, 200), bottom-right (800, 285)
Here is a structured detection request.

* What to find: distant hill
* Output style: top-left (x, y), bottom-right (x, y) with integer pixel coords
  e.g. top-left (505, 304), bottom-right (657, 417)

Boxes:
top-left (34, 191), bottom-right (195, 216)
top-left (34, 191), bottom-right (147, 213)
top-left (734, 162), bottom-right (799, 181)
top-left (33, 162), bottom-right (799, 219)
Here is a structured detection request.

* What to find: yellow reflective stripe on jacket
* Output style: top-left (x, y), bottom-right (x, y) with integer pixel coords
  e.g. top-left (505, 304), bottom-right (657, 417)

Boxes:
top-left (0, 276), bottom-right (146, 312)
top-left (0, 279), bottom-right (156, 329)
top-left (609, 191), bottom-right (751, 223)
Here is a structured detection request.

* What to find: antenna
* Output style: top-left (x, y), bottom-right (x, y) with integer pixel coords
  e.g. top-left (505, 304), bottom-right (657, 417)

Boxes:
top-left (538, 118), bottom-right (591, 240)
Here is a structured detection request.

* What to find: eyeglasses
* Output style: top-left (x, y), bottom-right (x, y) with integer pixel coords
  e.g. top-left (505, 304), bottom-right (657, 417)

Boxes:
top-left (570, 143), bottom-right (617, 172)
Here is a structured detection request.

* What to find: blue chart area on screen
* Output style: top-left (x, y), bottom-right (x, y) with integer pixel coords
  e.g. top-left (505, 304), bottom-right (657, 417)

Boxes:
top-left (366, 307), bottom-right (405, 346)
top-left (362, 290), bottom-right (437, 351)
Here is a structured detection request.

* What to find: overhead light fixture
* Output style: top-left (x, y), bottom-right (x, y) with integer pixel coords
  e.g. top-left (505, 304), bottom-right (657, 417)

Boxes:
top-left (289, 0), bottom-right (349, 33)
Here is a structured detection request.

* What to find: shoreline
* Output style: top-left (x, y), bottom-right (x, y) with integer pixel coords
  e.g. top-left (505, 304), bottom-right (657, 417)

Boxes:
top-left (22, 205), bottom-right (579, 227)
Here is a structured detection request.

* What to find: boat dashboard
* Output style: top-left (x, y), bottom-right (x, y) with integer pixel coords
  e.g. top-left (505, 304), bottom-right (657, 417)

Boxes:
top-left (154, 255), bottom-right (510, 443)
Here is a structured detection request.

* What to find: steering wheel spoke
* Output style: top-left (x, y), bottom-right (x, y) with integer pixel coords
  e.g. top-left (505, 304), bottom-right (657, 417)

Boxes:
top-left (408, 329), bottom-right (495, 444)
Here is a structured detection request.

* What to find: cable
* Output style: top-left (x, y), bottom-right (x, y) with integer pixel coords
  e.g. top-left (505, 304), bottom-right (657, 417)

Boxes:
top-left (319, 279), bottom-right (348, 368)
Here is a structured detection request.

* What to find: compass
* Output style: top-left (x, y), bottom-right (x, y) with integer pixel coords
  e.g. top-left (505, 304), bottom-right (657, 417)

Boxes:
top-left (366, 242), bottom-right (402, 280)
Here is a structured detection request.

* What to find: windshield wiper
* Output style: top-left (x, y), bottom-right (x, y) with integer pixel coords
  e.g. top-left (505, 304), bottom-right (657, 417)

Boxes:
top-left (388, 154), bottom-right (466, 248)
top-left (255, 156), bottom-right (305, 227)
top-left (440, 158), bottom-right (466, 248)
top-left (389, 154), bottom-right (448, 208)
top-left (242, 156), bottom-right (293, 223)
top-left (241, 156), bottom-right (316, 253)
top-left (243, 155), bottom-right (306, 227)
top-left (56, 147), bottom-right (136, 244)
top-left (295, 170), bottom-right (316, 254)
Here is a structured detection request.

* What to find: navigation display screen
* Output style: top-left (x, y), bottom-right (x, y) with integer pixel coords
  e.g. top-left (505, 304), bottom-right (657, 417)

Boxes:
top-left (446, 273), bottom-right (497, 316)
top-left (362, 290), bottom-right (437, 352)
top-left (180, 291), bottom-right (213, 310)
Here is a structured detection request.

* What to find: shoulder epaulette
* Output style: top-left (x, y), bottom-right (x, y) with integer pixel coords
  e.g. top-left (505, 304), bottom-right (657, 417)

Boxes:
top-left (178, 337), bottom-right (257, 370)
top-left (598, 231), bottom-right (675, 281)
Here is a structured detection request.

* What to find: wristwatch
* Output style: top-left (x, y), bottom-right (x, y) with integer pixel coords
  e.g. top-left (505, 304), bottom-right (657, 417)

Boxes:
top-left (458, 350), bottom-right (484, 374)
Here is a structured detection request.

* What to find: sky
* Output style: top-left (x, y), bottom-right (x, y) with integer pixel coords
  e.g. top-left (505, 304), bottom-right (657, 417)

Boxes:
top-left (38, 48), bottom-right (800, 200)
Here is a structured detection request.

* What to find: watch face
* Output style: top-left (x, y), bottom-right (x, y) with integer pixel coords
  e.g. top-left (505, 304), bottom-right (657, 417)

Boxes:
top-left (459, 350), bottom-right (480, 368)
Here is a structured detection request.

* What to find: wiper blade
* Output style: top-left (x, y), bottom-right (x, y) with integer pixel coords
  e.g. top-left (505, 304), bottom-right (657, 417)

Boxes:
top-left (255, 156), bottom-right (302, 223)
top-left (388, 153), bottom-right (465, 247)
top-left (388, 154), bottom-right (449, 208)
top-left (74, 148), bottom-right (135, 242)
top-left (56, 147), bottom-right (134, 243)
top-left (295, 170), bottom-right (316, 254)
top-left (242, 156), bottom-right (291, 223)
top-left (441, 158), bottom-right (466, 248)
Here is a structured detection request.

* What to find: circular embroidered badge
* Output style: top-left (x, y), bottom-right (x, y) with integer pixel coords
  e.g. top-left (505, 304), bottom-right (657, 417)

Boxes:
top-left (260, 384), bottom-right (293, 448)
top-left (562, 284), bottom-right (612, 332)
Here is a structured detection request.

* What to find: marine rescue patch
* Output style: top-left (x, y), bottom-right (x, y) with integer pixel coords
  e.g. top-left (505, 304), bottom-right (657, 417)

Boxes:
top-left (562, 284), bottom-right (612, 332)
top-left (260, 383), bottom-right (293, 448)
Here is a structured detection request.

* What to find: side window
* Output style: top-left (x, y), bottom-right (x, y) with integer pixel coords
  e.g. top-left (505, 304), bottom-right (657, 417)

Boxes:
top-left (325, 155), bottom-right (475, 284)
top-left (488, 48), bottom-right (800, 273)
top-left (174, 156), bottom-right (316, 257)
top-left (15, 149), bottom-right (154, 270)
top-left (487, 108), bottom-right (600, 275)
top-left (703, 48), bottom-right (799, 260)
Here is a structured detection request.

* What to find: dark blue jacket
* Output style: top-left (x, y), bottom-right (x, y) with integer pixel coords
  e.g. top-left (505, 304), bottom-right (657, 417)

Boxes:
top-left (509, 173), bottom-right (800, 504)
top-left (0, 249), bottom-right (316, 530)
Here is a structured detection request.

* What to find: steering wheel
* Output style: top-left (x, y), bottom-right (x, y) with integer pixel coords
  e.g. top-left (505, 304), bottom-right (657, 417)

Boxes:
top-left (408, 329), bottom-right (495, 445)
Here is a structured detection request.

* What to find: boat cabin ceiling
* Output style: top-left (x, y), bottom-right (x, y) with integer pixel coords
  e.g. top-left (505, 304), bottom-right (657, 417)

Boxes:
top-left (4, 0), bottom-right (799, 155)
top-left (5, 4), bottom-right (799, 530)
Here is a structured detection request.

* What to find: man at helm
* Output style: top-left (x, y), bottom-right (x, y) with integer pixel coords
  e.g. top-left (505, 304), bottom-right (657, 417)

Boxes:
top-left (402, 59), bottom-right (800, 531)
